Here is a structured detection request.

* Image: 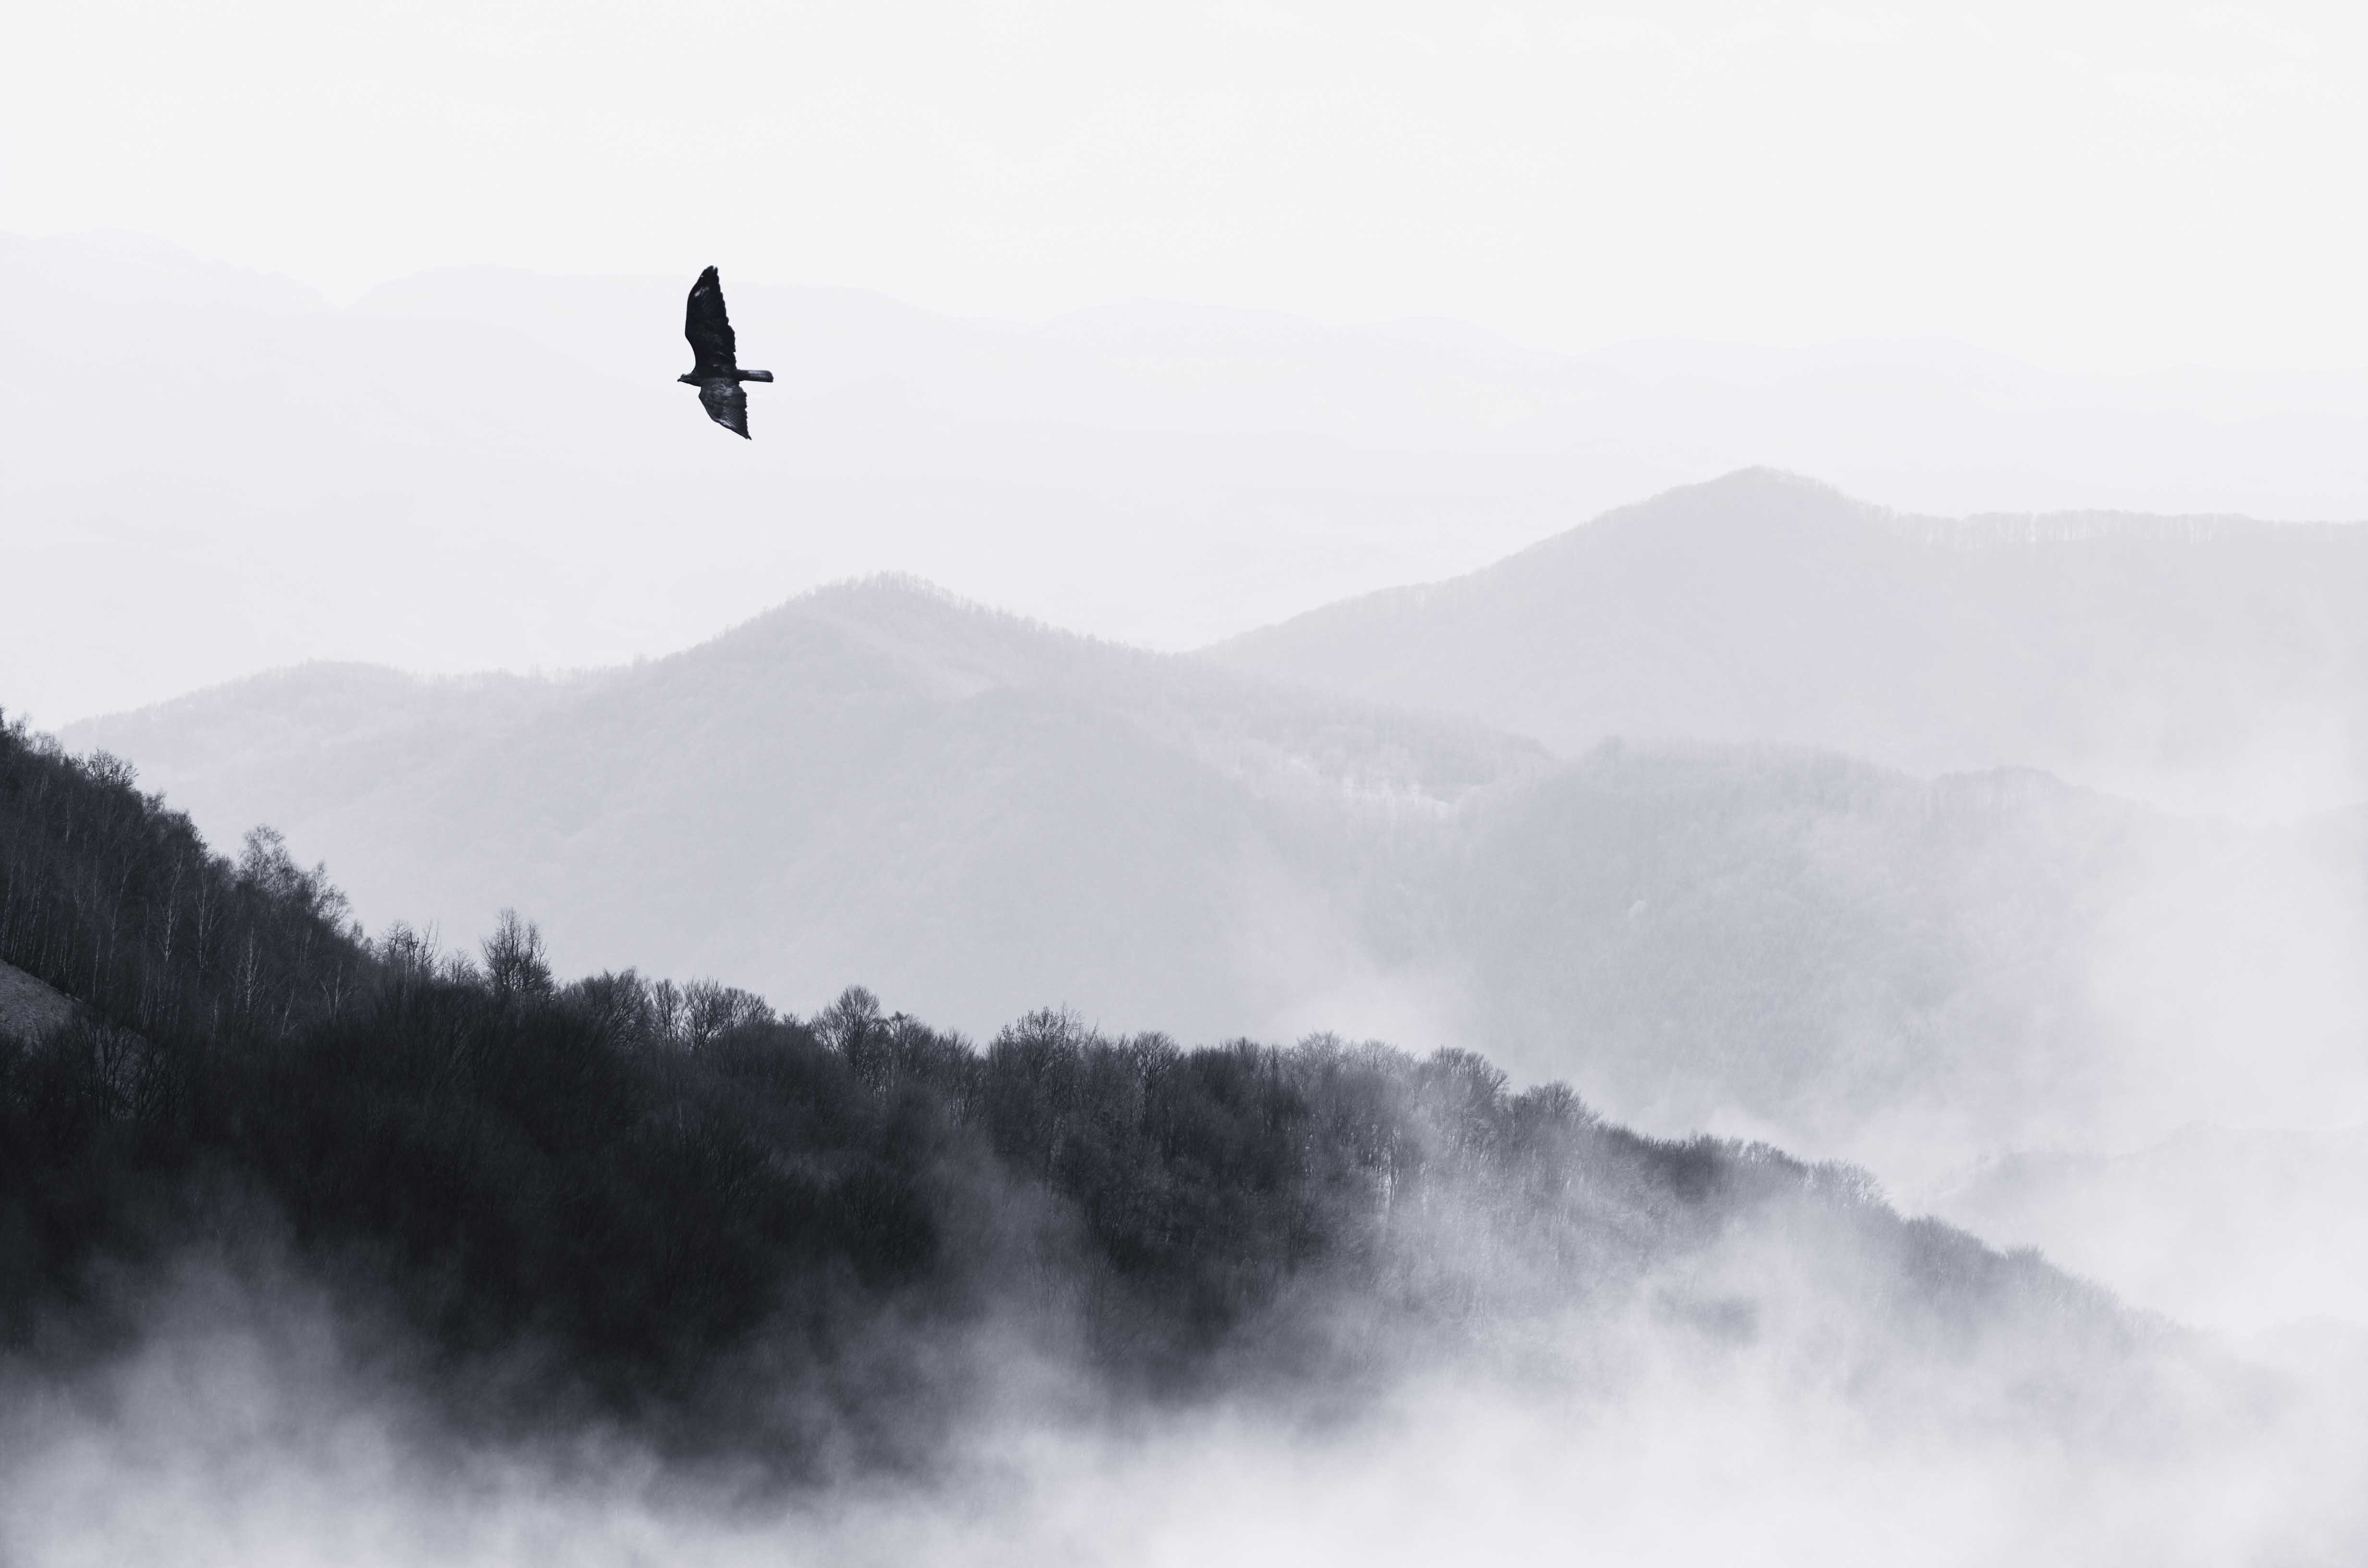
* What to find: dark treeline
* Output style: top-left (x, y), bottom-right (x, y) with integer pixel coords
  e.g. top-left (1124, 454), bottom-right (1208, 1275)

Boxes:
top-left (0, 712), bottom-right (2144, 1475)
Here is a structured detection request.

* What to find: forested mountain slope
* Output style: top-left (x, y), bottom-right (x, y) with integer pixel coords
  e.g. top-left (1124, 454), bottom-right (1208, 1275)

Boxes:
top-left (0, 709), bottom-right (2206, 1473)
top-left (1213, 469), bottom-right (2368, 816)
top-left (67, 581), bottom-right (2368, 1188)
top-left (18, 662), bottom-right (2368, 1562)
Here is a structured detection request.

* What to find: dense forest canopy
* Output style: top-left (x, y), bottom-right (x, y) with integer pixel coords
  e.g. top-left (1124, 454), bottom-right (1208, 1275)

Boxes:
top-left (0, 708), bottom-right (2183, 1478)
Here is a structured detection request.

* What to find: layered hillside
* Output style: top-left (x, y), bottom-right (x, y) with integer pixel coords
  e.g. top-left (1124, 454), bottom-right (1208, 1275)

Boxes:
top-left (65, 579), bottom-right (1538, 1050)
top-left (68, 578), bottom-right (2368, 1191)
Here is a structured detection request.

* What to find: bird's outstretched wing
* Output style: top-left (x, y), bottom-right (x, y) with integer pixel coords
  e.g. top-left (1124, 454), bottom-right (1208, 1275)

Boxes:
top-left (699, 380), bottom-right (750, 438)
top-left (685, 266), bottom-right (739, 378)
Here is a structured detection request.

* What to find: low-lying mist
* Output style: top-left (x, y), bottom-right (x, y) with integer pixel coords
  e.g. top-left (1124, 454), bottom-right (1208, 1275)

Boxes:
top-left (8, 1206), bottom-right (2363, 1568)
top-left (5, 717), bottom-right (2368, 1562)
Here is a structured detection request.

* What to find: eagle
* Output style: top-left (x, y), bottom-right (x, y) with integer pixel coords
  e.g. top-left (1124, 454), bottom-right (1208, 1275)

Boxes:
top-left (679, 266), bottom-right (772, 438)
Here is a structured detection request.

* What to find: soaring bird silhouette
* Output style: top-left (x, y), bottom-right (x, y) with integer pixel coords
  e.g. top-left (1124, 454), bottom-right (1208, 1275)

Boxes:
top-left (679, 266), bottom-right (772, 438)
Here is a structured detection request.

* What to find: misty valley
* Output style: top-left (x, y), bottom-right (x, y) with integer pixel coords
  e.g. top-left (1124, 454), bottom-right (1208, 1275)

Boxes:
top-left (12, 0), bottom-right (2368, 1535)
top-left (7, 458), bottom-right (2368, 1563)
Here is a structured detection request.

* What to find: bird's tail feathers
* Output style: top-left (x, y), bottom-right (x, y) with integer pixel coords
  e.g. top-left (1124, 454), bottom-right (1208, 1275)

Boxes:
top-left (740, 368), bottom-right (775, 382)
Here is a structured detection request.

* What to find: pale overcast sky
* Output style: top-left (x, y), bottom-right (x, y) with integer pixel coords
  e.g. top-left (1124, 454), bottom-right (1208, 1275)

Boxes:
top-left (6, 0), bottom-right (2364, 369)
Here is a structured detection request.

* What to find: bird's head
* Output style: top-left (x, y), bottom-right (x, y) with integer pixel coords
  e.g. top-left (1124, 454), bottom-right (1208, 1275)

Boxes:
top-left (677, 373), bottom-right (699, 385)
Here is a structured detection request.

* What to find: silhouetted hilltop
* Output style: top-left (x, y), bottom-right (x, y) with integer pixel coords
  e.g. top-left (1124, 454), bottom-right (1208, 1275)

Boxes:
top-left (0, 709), bottom-right (2216, 1478)
top-left (1212, 468), bottom-right (2368, 814)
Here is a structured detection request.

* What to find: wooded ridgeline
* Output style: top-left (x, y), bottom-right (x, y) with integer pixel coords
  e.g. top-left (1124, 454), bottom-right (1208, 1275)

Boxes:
top-left (0, 711), bottom-right (2136, 1476)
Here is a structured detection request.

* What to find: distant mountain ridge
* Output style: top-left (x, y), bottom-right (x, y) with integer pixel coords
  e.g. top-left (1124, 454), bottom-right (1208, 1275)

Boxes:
top-left (1212, 469), bottom-right (2368, 816)
top-left (21, 230), bottom-right (2368, 728)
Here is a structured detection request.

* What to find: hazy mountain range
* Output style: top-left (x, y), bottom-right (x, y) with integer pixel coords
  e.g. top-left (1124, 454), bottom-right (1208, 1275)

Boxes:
top-left (20, 294), bottom-right (2368, 1549)
top-left (1216, 468), bottom-right (2368, 817)
top-left (68, 479), bottom-right (2368, 1201)
top-left (13, 228), bottom-right (2368, 728)
top-left (23, 230), bottom-right (2368, 1343)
